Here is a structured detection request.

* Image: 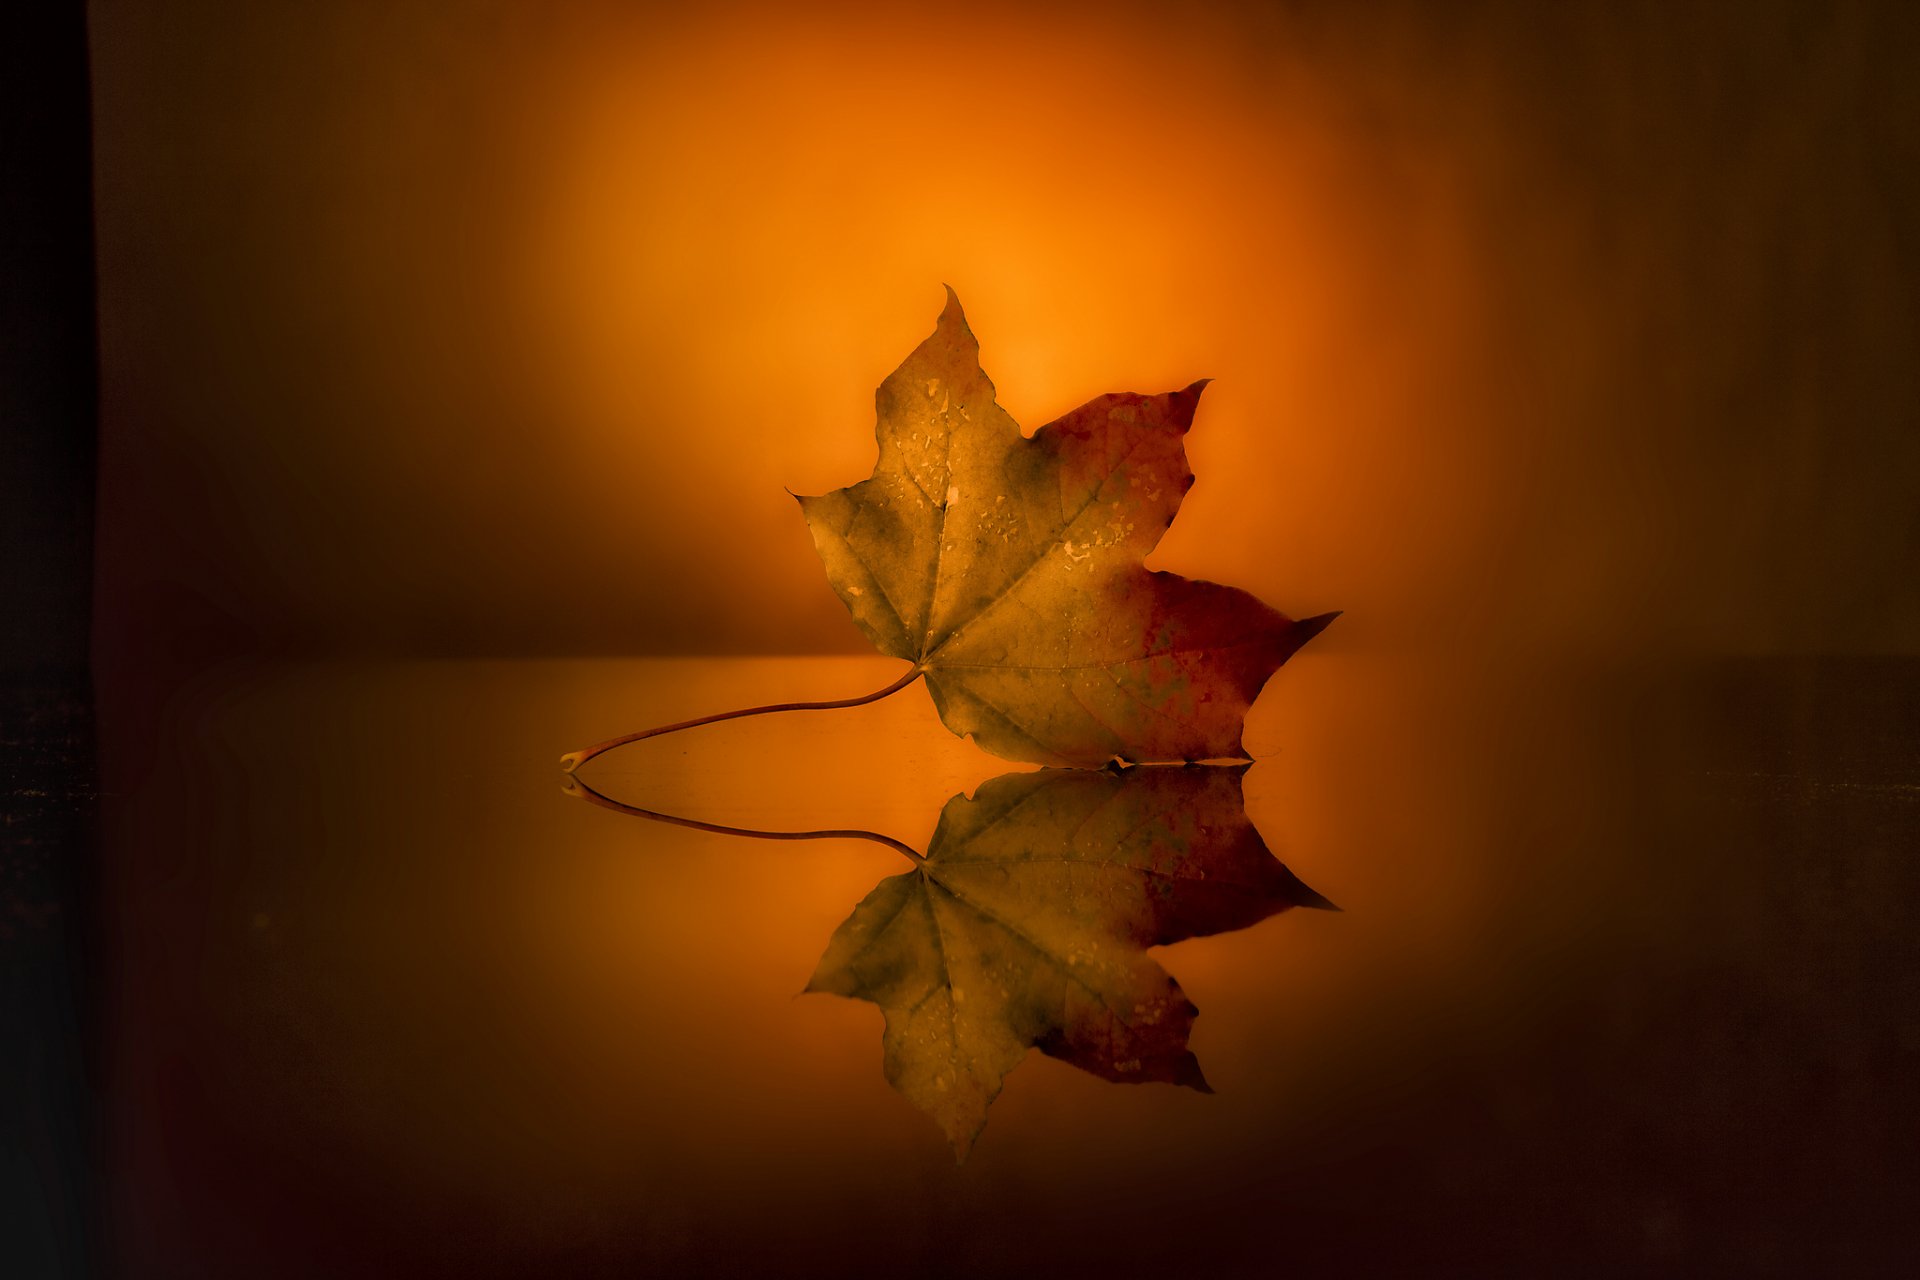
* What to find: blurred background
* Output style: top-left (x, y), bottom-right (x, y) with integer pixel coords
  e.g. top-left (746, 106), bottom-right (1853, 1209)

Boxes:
top-left (88, 0), bottom-right (1919, 690)
top-left (4, 0), bottom-right (1914, 1276)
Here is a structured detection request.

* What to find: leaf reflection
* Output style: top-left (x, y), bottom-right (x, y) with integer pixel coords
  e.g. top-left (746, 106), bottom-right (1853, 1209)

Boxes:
top-left (566, 764), bottom-right (1330, 1157)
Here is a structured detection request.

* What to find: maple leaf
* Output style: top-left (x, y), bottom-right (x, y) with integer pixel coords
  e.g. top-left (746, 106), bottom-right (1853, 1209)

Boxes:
top-left (806, 763), bottom-right (1328, 1158)
top-left (797, 289), bottom-right (1335, 768)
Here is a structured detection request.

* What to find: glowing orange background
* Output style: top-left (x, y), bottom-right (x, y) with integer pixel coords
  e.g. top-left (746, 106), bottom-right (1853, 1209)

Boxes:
top-left (90, 0), bottom-right (1920, 689)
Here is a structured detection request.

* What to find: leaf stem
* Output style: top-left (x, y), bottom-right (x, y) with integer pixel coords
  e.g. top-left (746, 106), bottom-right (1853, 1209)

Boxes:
top-left (562, 775), bottom-right (925, 865)
top-left (558, 663), bottom-right (925, 773)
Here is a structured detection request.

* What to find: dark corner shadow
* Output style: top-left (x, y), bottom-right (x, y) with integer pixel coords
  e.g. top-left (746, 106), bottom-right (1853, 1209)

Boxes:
top-left (3, 0), bottom-right (104, 1274)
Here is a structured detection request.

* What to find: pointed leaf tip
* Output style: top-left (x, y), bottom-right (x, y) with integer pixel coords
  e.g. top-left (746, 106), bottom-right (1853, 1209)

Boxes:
top-left (1291, 611), bottom-right (1341, 649)
top-left (1277, 864), bottom-right (1339, 912)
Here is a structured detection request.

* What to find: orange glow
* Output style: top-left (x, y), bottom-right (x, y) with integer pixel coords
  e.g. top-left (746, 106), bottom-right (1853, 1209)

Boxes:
top-left (513, 7), bottom-right (1480, 655)
top-left (92, 0), bottom-right (1918, 689)
top-left (90, 0), bottom-right (1516, 674)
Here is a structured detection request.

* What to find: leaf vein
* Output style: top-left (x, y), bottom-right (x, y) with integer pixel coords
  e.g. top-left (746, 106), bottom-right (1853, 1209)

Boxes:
top-left (922, 431), bottom-right (1161, 660)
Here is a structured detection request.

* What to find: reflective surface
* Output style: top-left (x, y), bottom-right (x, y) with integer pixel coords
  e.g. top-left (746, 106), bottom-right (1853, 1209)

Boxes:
top-left (97, 655), bottom-right (1919, 1275)
top-left (573, 762), bottom-right (1333, 1156)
